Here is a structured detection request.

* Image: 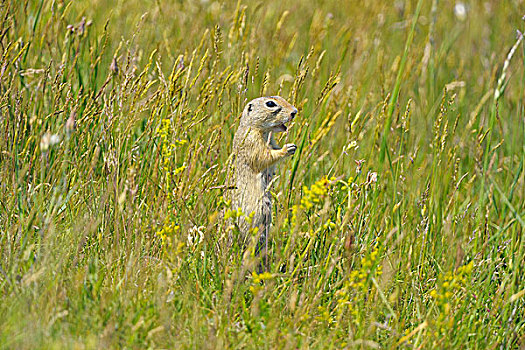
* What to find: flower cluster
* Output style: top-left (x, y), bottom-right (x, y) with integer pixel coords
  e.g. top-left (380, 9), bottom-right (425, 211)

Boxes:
top-left (249, 271), bottom-right (273, 293)
top-left (155, 116), bottom-right (188, 256)
top-left (398, 262), bottom-right (474, 346)
top-left (157, 119), bottom-right (172, 169)
top-left (156, 221), bottom-right (181, 252)
top-left (334, 245), bottom-right (383, 324)
top-left (287, 176), bottom-right (337, 229)
top-left (315, 305), bottom-right (334, 326)
top-left (347, 246), bottom-right (383, 290)
top-left (429, 262), bottom-right (473, 320)
top-left (156, 117), bottom-right (187, 190)
top-left (300, 176), bottom-right (335, 210)
top-left (224, 207), bottom-right (244, 221)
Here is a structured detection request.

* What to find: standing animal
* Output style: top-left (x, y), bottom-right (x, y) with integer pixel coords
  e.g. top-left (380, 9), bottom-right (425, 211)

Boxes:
top-left (230, 96), bottom-right (298, 256)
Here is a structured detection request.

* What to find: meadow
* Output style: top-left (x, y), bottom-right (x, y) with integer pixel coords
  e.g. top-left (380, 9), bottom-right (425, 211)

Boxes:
top-left (0, 0), bottom-right (524, 348)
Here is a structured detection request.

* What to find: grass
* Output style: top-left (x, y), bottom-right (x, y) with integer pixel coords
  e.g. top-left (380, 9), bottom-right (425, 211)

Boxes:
top-left (0, 0), bottom-right (524, 348)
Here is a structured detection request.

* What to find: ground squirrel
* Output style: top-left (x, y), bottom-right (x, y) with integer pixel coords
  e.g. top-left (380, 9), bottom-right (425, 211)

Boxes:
top-left (231, 96), bottom-right (298, 254)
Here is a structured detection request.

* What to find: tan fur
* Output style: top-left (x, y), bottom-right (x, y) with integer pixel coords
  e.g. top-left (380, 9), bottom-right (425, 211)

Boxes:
top-left (231, 96), bottom-right (298, 252)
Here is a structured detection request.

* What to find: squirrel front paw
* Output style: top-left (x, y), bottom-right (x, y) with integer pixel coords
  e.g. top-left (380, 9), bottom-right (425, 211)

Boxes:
top-left (283, 143), bottom-right (297, 156)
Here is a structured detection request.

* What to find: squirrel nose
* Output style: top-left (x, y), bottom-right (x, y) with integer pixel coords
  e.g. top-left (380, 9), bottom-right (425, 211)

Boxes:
top-left (290, 109), bottom-right (297, 119)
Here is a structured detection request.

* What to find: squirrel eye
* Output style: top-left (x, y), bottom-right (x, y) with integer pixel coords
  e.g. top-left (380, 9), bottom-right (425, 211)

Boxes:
top-left (265, 100), bottom-right (277, 108)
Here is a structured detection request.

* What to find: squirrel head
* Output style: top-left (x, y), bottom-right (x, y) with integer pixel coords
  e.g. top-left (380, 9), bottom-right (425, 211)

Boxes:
top-left (240, 96), bottom-right (298, 133)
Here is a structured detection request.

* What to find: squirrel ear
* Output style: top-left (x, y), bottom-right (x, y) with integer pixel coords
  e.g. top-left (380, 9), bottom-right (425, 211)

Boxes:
top-left (247, 103), bottom-right (252, 113)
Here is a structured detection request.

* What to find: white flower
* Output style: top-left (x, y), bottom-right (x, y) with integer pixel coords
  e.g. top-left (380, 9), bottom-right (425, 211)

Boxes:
top-left (40, 132), bottom-right (61, 152)
top-left (454, 2), bottom-right (467, 21)
top-left (50, 134), bottom-right (61, 146)
top-left (187, 225), bottom-right (204, 246)
top-left (367, 171), bottom-right (378, 185)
